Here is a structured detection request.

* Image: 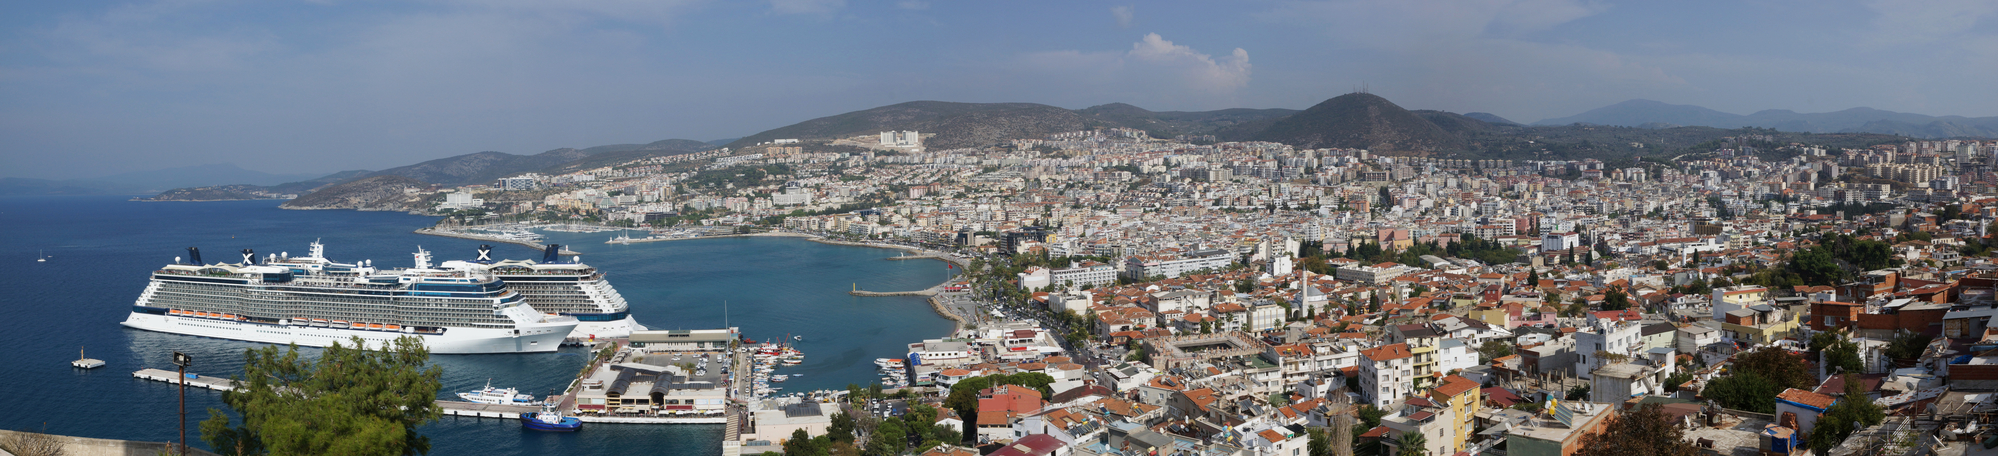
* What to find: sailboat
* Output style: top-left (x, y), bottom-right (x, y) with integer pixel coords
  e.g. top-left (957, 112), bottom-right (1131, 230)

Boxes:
top-left (37, 250), bottom-right (46, 262)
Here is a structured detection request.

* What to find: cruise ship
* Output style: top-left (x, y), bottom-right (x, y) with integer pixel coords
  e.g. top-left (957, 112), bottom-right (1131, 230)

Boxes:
top-left (121, 242), bottom-right (578, 354)
top-left (475, 244), bottom-right (646, 342)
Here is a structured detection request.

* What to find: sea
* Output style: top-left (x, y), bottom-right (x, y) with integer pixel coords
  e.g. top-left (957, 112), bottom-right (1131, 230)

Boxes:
top-left (0, 195), bottom-right (956, 455)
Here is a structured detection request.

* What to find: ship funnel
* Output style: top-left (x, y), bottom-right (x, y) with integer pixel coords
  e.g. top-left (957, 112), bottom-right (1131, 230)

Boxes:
top-left (241, 249), bottom-right (255, 265)
top-left (186, 247), bottom-right (203, 265)
top-left (476, 245), bottom-right (493, 262)
top-left (541, 244), bottom-right (562, 263)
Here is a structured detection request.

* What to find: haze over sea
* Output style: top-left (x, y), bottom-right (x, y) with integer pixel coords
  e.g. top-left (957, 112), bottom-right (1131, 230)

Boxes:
top-left (0, 195), bottom-right (955, 455)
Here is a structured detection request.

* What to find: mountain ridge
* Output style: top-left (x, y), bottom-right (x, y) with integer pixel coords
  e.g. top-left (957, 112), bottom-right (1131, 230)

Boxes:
top-left (1537, 99), bottom-right (1998, 138)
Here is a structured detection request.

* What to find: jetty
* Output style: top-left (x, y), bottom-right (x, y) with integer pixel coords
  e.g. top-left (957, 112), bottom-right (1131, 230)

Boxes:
top-left (848, 282), bottom-right (943, 297)
top-left (134, 368), bottom-right (237, 391)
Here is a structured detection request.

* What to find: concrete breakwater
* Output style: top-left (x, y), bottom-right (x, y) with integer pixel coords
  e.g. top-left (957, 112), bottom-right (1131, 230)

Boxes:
top-left (848, 286), bottom-right (941, 297)
top-left (928, 296), bottom-right (967, 333)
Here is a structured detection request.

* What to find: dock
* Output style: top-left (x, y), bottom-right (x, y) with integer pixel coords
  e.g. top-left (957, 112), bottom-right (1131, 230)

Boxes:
top-left (133, 368), bottom-right (237, 391)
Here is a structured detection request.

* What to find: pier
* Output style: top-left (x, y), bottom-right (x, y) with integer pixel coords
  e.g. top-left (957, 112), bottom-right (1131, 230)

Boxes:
top-left (133, 368), bottom-right (237, 391)
top-left (848, 282), bottom-right (944, 297)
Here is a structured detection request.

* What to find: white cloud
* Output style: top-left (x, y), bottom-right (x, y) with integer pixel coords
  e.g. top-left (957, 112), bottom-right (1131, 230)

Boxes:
top-left (992, 33), bottom-right (1250, 110)
top-left (1126, 33), bottom-right (1251, 93)
top-left (768, 0), bottom-right (845, 15)
top-left (1111, 5), bottom-right (1134, 28)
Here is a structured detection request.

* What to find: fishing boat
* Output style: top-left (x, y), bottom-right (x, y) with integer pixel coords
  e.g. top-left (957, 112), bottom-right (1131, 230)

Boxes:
top-left (521, 404), bottom-right (582, 432)
top-left (458, 380), bottom-right (542, 405)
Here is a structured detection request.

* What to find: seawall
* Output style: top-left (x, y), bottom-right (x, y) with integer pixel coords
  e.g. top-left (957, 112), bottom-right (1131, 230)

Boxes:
top-left (0, 429), bottom-right (221, 456)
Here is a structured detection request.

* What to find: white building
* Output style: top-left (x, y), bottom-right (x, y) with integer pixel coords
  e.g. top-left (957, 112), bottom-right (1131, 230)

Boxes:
top-left (1359, 343), bottom-right (1415, 409)
top-left (1050, 262), bottom-right (1119, 289)
top-left (1573, 320), bottom-right (1643, 381)
top-left (1123, 249), bottom-right (1233, 280)
top-left (880, 130), bottom-right (921, 148)
top-left (1542, 232), bottom-right (1581, 252)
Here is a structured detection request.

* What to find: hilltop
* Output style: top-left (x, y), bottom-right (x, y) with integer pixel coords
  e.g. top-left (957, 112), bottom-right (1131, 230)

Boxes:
top-left (1225, 93), bottom-right (1467, 152)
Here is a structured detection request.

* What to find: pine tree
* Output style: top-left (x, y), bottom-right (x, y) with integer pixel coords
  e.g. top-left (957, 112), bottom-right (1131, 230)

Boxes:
top-left (200, 337), bottom-right (443, 456)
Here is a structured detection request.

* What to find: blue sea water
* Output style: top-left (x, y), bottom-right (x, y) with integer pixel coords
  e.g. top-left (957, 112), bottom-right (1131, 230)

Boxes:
top-left (0, 195), bottom-right (954, 455)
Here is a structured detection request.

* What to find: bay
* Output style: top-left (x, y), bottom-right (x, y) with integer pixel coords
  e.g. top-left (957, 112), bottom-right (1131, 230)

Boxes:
top-left (0, 195), bottom-right (954, 455)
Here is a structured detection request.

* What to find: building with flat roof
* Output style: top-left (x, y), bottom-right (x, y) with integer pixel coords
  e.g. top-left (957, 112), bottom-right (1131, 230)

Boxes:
top-left (629, 328), bottom-right (735, 350)
top-left (1505, 401), bottom-right (1617, 456)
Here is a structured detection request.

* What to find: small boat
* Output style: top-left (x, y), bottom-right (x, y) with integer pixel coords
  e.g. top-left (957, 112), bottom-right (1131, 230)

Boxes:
top-left (457, 380), bottom-right (541, 406)
top-left (37, 250), bottom-right (45, 262)
top-left (793, 335), bottom-right (803, 341)
top-left (522, 404), bottom-right (582, 432)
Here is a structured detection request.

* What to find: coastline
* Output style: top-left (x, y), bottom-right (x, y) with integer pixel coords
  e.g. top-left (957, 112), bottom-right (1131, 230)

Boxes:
top-left (414, 227), bottom-right (580, 255)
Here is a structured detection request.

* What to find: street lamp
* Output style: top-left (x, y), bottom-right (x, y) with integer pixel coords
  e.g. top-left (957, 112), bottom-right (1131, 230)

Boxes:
top-left (172, 351), bottom-right (192, 456)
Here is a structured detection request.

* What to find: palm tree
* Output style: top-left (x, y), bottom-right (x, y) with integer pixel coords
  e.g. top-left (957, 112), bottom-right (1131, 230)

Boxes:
top-left (1395, 431), bottom-right (1428, 456)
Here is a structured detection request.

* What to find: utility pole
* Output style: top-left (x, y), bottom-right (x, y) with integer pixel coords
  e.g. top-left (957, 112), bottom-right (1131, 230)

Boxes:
top-left (172, 351), bottom-right (192, 456)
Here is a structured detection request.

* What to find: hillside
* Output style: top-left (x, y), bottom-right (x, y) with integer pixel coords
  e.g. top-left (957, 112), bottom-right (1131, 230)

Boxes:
top-left (280, 175), bottom-right (430, 211)
top-left (1075, 103), bottom-right (1296, 138)
top-left (1228, 93), bottom-right (1466, 152)
top-left (724, 101), bottom-right (1096, 150)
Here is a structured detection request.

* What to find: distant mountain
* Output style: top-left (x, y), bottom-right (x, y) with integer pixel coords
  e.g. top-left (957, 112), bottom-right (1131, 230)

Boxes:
top-left (1536, 99), bottom-right (1998, 138)
top-left (1534, 99), bottom-right (1745, 129)
top-left (0, 163), bottom-right (327, 196)
top-left (1225, 93), bottom-right (1465, 152)
top-left (1462, 112), bottom-right (1520, 126)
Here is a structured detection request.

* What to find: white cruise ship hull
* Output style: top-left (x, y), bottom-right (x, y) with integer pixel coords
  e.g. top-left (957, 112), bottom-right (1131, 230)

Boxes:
top-left (121, 313), bottom-right (574, 354)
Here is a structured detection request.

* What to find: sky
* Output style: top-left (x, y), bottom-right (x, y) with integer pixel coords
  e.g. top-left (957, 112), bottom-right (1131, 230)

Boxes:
top-left (3, 0), bottom-right (1996, 179)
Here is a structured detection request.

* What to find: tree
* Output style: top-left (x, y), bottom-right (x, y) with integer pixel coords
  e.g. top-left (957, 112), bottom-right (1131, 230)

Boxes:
top-left (1573, 404), bottom-right (1700, 456)
top-left (1809, 374), bottom-right (1886, 454)
top-left (1731, 347), bottom-right (1815, 390)
top-left (1331, 414), bottom-right (1355, 456)
top-left (1822, 334), bottom-right (1864, 376)
top-left (1478, 340), bottom-right (1514, 364)
top-left (865, 419), bottom-right (907, 456)
top-left (787, 429), bottom-right (828, 456)
top-left (1308, 427), bottom-right (1330, 456)
top-left (1394, 430), bottom-right (1428, 456)
top-left (1703, 371), bottom-right (1782, 413)
top-left (1601, 286), bottom-right (1630, 311)
top-left (1566, 385), bottom-right (1591, 400)
top-left (200, 337), bottom-right (443, 456)
top-left (828, 411), bottom-right (857, 444)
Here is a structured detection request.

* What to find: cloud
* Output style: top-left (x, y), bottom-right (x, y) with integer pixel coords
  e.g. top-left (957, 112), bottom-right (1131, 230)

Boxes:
top-left (1111, 5), bottom-right (1134, 28)
top-left (1126, 33), bottom-right (1251, 92)
top-left (768, 0), bottom-right (844, 15)
top-left (1862, 0), bottom-right (1998, 47)
top-left (993, 33), bottom-right (1249, 110)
